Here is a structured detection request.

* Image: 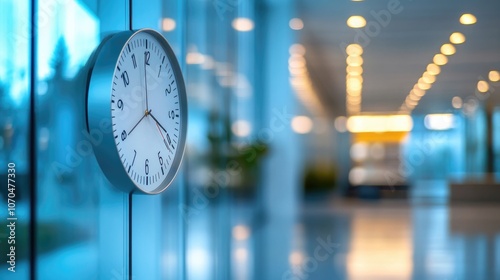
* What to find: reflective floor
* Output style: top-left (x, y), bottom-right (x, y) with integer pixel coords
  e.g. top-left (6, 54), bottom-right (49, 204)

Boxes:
top-left (255, 196), bottom-right (500, 280)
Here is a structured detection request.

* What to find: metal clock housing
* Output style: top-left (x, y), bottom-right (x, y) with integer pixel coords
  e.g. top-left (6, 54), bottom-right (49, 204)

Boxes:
top-left (87, 29), bottom-right (187, 194)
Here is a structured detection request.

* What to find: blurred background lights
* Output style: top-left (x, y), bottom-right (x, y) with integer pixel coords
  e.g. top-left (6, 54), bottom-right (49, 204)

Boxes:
top-left (289, 251), bottom-right (304, 266)
top-left (231, 120), bottom-right (252, 137)
top-left (335, 116), bottom-right (348, 132)
top-left (477, 80), bottom-right (489, 93)
top-left (349, 167), bottom-right (367, 185)
top-left (346, 55), bottom-right (364, 66)
top-left (232, 18), bottom-right (254, 32)
top-left (347, 15), bottom-right (366, 28)
top-left (433, 54), bottom-right (448, 66)
top-left (289, 18), bottom-right (304, 30)
top-left (450, 32), bottom-right (466, 44)
top-left (346, 44), bottom-right (363, 56)
top-left (161, 18), bottom-right (176, 31)
top-left (350, 142), bottom-right (369, 162)
top-left (186, 51), bottom-right (205, 65)
top-left (289, 44), bottom-right (306, 56)
top-left (291, 116), bottom-right (313, 134)
top-left (232, 225), bottom-right (251, 241)
top-left (460, 13), bottom-right (477, 25)
top-left (440, 44), bottom-right (456, 56)
top-left (424, 114), bottom-right (455, 130)
top-left (452, 96), bottom-right (463, 109)
top-left (489, 70), bottom-right (500, 82)
top-left (427, 64), bottom-right (441, 75)
top-left (422, 72), bottom-right (436, 84)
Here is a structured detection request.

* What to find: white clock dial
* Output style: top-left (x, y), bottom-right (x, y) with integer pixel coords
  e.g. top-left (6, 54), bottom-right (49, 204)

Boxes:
top-left (110, 31), bottom-right (183, 193)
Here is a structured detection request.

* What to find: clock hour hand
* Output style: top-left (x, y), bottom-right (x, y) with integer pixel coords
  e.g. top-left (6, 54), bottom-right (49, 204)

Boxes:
top-left (128, 110), bottom-right (151, 136)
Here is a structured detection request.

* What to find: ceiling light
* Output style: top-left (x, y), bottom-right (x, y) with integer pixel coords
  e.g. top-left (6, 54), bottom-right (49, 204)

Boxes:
top-left (291, 116), bottom-right (313, 134)
top-left (450, 32), bottom-right (466, 44)
top-left (426, 64), bottom-right (441, 75)
top-left (232, 18), bottom-right (254, 32)
top-left (347, 15), bottom-right (366, 28)
top-left (231, 120), bottom-right (251, 137)
top-left (489, 70), bottom-right (500, 82)
top-left (289, 18), bottom-right (304, 30)
top-left (440, 44), bottom-right (456, 56)
top-left (433, 54), bottom-right (448, 66)
top-left (477, 80), bottom-right (489, 93)
top-left (288, 55), bottom-right (306, 68)
top-left (161, 18), bottom-right (176, 32)
top-left (289, 44), bottom-right (306, 56)
top-left (186, 52), bottom-right (205, 65)
top-left (346, 44), bottom-right (363, 56)
top-left (422, 72), bottom-right (436, 84)
top-left (411, 88), bottom-right (425, 97)
top-left (347, 66), bottom-right (363, 75)
top-left (460, 13), bottom-right (477, 25)
top-left (346, 56), bottom-right (363, 66)
top-left (452, 96), bottom-right (463, 109)
top-left (417, 78), bottom-right (432, 90)
top-left (347, 115), bottom-right (413, 133)
top-left (347, 89), bottom-right (362, 97)
top-left (425, 114), bottom-right (455, 130)
top-left (334, 116), bottom-right (348, 133)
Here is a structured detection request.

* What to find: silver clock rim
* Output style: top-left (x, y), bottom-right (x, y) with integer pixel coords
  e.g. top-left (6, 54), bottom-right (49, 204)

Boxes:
top-left (87, 28), bottom-right (187, 194)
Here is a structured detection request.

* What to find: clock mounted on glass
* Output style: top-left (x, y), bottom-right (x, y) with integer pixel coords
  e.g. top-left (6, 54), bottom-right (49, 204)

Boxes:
top-left (86, 29), bottom-right (187, 194)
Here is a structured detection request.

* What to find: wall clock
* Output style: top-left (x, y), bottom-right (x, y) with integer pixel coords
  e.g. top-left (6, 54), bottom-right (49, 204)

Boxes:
top-left (87, 29), bottom-right (187, 194)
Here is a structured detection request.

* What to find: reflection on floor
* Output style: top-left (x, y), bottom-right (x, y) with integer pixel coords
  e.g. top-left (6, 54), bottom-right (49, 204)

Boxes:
top-left (256, 199), bottom-right (500, 280)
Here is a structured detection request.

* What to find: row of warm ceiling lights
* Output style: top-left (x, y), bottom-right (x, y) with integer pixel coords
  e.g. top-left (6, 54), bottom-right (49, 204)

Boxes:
top-left (399, 14), bottom-right (476, 112)
top-left (345, 44), bottom-right (364, 115)
top-left (289, 44), bottom-right (324, 121)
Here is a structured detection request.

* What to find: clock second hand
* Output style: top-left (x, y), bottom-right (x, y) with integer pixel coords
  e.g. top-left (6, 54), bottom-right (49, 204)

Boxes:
top-left (149, 111), bottom-right (173, 153)
top-left (154, 120), bottom-right (172, 154)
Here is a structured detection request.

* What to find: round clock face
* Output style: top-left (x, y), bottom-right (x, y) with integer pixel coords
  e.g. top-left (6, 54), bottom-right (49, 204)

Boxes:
top-left (87, 29), bottom-right (187, 194)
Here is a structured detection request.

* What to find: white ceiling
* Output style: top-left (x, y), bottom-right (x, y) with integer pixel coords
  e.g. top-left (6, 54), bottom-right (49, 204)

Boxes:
top-left (299, 0), bottom-right (500, 115)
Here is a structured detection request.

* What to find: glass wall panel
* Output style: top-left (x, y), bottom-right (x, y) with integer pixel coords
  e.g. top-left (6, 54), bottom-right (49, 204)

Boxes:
top-left (0, 1), bottom-right (31, 278)
top-left (34, 0), bottom-right (130, 279)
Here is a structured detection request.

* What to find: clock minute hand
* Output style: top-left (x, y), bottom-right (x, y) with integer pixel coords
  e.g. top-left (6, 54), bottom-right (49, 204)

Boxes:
top-left (144, 53), bottom-right (149, 111)
top-left (149, 111), bottom-right (168, 133)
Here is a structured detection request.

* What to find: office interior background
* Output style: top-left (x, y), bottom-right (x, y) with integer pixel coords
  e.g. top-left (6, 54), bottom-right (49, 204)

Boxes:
top-left (2, 0), bottom-right (500, 279)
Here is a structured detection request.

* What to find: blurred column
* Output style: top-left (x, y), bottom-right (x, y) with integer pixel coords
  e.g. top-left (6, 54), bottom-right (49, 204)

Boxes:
top-left (255, 0), bottom-right (301, 278)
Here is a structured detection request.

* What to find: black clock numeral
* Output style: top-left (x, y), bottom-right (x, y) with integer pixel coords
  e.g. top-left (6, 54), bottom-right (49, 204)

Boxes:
top-left (117, 99), bottom-right (124, 110)
top-left (158, 151), bottom-right (163, 165)
top-left (145, 159), bottom-right (149, 175)
top-left (121, 130), bottom-right (127, 141)
top-left (144, 51), bottom-right (150, 66)
top-left (158, 65), bottom-right (161, 77)
top-left (131, 150), bottom-right (137, 166)
top-left (168, 110), bottom-right (175, 120)
top-left (165, 84), bottom-right (171, 95)
top-left (121, 71), bottom-right (129, 87)
top-left (132, 54), bottom-right (137, 69)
